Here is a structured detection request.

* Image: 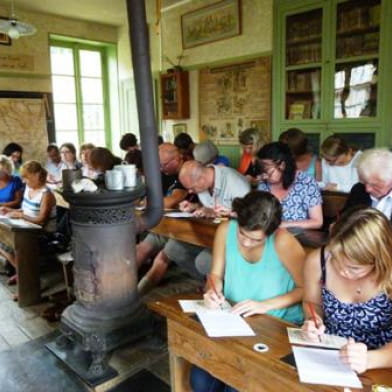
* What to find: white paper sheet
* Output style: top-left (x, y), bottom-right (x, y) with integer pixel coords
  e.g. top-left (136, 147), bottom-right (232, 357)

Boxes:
top-left (292, 346), bottom-right (362, 388)
top-left (287, 327), bottom-right (348, 349)
top-left (164, 211), bottom-right (194, 218)
top-left (7, 218), bottom-right (42, 229)
top-left (179, 299), bottom-right (231, 313)
top-left (196, 310), bottom-right (255, 337)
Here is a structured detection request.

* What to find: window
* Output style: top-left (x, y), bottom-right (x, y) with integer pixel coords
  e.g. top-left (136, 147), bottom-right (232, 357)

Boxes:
top-left (50, 42), bottom-right (109, 149)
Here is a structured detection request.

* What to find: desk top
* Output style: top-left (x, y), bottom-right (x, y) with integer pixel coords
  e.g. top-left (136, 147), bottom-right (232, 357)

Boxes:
top-left (0, 217), bottom-right (42, 232)
top-left (148, 295), bottom-right (392, 392)
top-left (151, 215), bottom-right (328, 250)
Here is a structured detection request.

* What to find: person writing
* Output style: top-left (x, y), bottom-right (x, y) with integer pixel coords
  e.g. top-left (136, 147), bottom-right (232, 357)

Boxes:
top-left (302, 207), bottom-right (392, 373)
top-left (191, 191), bottom-right (305, 392)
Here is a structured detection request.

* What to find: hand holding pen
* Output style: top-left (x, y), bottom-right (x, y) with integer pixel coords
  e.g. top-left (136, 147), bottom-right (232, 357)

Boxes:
top-left (203, 274), bottom-right (225, 309)
top-left (302, 302), bottom-right (325, 342)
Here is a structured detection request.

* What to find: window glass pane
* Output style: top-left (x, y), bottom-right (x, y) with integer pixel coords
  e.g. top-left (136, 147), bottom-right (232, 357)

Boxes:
top-left (334, 60), bottom-right (377, 118)
top-left (56, 131), bottom-right (79, 149)
top-left (52, 76), bottom-right (76, 103)
top-left (79, 50), bottom-right (102, 77)
top-left (83, 104), bottom-right (104, 130)
top-left (81, 77), bottom-right (103, 104)
top-left (50, 47), bottom-right (74, 76)
top-left (54, 104), bottom-right (78, 130)
top-left (84, 130), bottom-right (106, 146)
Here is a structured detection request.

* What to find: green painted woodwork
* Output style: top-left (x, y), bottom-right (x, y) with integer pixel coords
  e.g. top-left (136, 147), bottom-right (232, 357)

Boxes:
top-left (273, 0), bottom-right (392, 148)
top-left (49, 37), bottom-right (115, 148)
top-left (217, 145), bottom-right (241, 169)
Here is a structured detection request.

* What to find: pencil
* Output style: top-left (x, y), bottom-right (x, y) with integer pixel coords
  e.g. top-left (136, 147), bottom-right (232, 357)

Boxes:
top-left (307, 302), bottom-right (322, 342)
top-left (207, 274), bottom-right (223, 309)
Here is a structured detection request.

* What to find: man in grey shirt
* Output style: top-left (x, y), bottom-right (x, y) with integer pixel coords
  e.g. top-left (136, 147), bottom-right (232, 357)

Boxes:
top-left (138, 161), bottom-right (250, 293)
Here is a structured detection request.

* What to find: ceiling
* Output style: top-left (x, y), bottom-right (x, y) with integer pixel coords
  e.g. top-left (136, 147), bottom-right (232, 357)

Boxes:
top-left (7, 0), bottom-right (190, 26)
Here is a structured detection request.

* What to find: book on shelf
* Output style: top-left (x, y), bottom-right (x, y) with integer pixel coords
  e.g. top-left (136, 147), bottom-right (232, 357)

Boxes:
top-left (289, 101), bottom-right (312, 120)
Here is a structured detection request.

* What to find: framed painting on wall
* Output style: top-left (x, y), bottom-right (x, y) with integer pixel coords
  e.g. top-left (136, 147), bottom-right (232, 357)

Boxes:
top-left (173, 123), bottom-right (187, 136)
top-left (181, 0), bottom-right (241, 49)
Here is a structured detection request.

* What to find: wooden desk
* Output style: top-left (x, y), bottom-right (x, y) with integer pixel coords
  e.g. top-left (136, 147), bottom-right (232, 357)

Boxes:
top-left (0, 221), bottom-right (42, 307)
top-left (149, 295), bottom-right (392, 392)
top-left (151, 216), bottom-right (328, 251)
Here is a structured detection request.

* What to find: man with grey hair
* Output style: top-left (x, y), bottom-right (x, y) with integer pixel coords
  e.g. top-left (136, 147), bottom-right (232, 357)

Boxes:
top-left (343, 148), bottom-right (392, 219)
top-left (137, 160), bottom-right (250, 293)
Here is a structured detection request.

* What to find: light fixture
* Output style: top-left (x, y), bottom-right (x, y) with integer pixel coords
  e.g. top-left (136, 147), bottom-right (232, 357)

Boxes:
top-left (0, 0), bottom-right (37, 40)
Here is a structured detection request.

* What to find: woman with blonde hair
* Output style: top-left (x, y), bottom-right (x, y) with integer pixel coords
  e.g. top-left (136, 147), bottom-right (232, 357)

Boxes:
top-left (0, 161), bottom-right (56, 287)
top-left (302, 207), bottom-right (392, 373)
top-left (238, 128), bottom-right (266, 186)
top-left (320, 134), bottom-right (361, 192)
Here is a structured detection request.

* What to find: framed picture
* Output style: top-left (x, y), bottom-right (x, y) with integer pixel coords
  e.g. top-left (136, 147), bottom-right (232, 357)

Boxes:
top-left (0, 18), bottom-right (11, 46)
top-left (181, 0), bottom-right (241, 49)
top-left (173, 123), bottom-right (187, 136)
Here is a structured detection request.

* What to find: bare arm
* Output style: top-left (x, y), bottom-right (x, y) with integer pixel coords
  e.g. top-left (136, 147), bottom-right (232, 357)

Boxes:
top-left (163, 188), bottom-right (187, 209)
top-left (281, 204), bottom-right (323, 229)
top-left (204, 221), bottom-right (229, 308)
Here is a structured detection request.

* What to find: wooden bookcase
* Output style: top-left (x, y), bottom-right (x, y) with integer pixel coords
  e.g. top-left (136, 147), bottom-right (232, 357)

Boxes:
top-left (273, 0), bottom-right (392, 149)
top-left (160, 70), bottom-right (190, 120)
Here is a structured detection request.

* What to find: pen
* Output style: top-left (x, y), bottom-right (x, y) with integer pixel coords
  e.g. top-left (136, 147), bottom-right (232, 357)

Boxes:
top-left (307, 302), bottom-right (322, 342)
top-left (207, 274), bottom-right (223, 310)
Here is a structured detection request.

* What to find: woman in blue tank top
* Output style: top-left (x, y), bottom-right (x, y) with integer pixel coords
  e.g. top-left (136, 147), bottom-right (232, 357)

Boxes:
top-left (302, 207), bottom-right (392, 374)
top-left (190, 191), bottom-right (305, 392)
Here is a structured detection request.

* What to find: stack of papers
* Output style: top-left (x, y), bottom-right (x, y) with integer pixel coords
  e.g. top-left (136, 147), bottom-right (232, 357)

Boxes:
top-left (164, 211), bottom-right (194, 218)
top-left (178, 299), bottom-right (255, 337)
top-left (292, 346), bottom-right (362, 388)
top-left (287, 328), bottom-right (362, 388)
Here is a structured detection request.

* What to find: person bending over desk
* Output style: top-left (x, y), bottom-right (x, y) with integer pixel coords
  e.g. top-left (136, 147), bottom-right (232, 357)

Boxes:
top-left (0, 161), bottom-right (56, 288)
top-left (191, 191), bottom-right (305, 392)
top-left (302, 207), bottom-right (392, 374)
top-left (257, 142), bottom-right (323, 229)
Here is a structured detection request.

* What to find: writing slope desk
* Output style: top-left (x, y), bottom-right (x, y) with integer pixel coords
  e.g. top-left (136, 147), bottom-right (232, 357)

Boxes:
top-left (0, 220), bottom-right (42, 306)
top-left (148, 295), bottom-right (392, 392)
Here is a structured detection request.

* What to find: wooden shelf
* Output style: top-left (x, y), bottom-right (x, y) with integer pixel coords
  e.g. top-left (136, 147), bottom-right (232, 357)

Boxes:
top-left (160, 70), bottom-right (190, 120)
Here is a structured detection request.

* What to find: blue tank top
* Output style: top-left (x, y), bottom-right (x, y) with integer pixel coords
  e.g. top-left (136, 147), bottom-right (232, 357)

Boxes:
top-left (0, 176), bottom-right (23, 203)
top-left (224, 220), bottom-right (303, 324)
top-left (320, 247), bottom-right (392, 349)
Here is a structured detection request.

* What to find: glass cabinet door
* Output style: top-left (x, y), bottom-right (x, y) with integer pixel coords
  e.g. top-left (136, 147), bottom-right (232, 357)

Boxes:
top-left (334, 0), bottom-right (380, 118)
top-left (285, 8), bottom-right (322, 120)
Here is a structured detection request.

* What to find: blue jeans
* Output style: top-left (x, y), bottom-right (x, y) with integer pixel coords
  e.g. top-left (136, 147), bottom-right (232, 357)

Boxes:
top-left (190, 366), bottom-right (238, 392)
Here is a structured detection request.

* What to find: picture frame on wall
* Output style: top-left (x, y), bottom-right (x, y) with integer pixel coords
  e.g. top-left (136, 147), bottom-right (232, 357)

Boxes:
top-left (181, 0), bottom-right (241, 49)
top-left (173, 123), bottom-right (187, 136)
top-left (0, 17), bottom-right (11, 46)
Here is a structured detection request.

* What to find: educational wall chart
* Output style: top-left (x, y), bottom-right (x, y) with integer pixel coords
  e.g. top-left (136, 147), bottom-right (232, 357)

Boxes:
top-left (199, 56), bottom-right (271, 145)
top-left (0, 98), bottom-right (48, 161)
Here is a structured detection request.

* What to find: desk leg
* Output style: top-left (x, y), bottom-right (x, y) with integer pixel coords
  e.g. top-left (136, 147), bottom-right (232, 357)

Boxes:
top-left (170, 352), bottom-right (191, 392)
top-left (14, 231), bottom-right (41, 307)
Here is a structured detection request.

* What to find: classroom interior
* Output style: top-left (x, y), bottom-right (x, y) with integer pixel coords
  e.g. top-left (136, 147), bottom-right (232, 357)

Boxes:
top-left (0, 0), bottom-right (392, 391)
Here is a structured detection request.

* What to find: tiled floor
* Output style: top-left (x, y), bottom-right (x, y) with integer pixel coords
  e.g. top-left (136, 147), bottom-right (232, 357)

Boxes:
top-left (0, 263), bottom-right (200, 391)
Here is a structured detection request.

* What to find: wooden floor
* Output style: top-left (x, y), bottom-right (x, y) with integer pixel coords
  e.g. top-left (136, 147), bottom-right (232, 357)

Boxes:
top-left (0, 259), bottom-right (201, 391)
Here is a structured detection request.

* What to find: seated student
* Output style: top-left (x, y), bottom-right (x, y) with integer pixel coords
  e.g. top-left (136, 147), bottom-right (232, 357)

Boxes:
top-left (3, 142), bottom-right (23, 176)
top-left (0, 161), bottom-right (56, 287)
top-left (119, 132), bottom-right (143, 173)
top-left (0, 155), bottom-right (23, 208)
top-left (79, 143), bottom-right (98, 179)
top-left (238, 128), bottom-right (266, 187)
top-left (279, 128), bottom-right (321, 180)
top-left (88, 147), bottom-right (122, 183)
top-left (193, 140), bottom-right (230, 167)
top-left (174, 132), bottom-right (195, 161)
top-left (137, 160), bottom-right (250, 293)
top-left (320, 135), bottom-right (361, 193)
top-left (59, 143), bottom-right (82, 170)
top-left (302, 207), bottom-right (392, 373)
top-left (45, 144), bottom-right (63, 188)
top-left (257, 142), bottom-right (323, 229)
top-left (342, 148), bottom-right (392, 220)
top-left (190, 191), bottom-right (305, 392)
